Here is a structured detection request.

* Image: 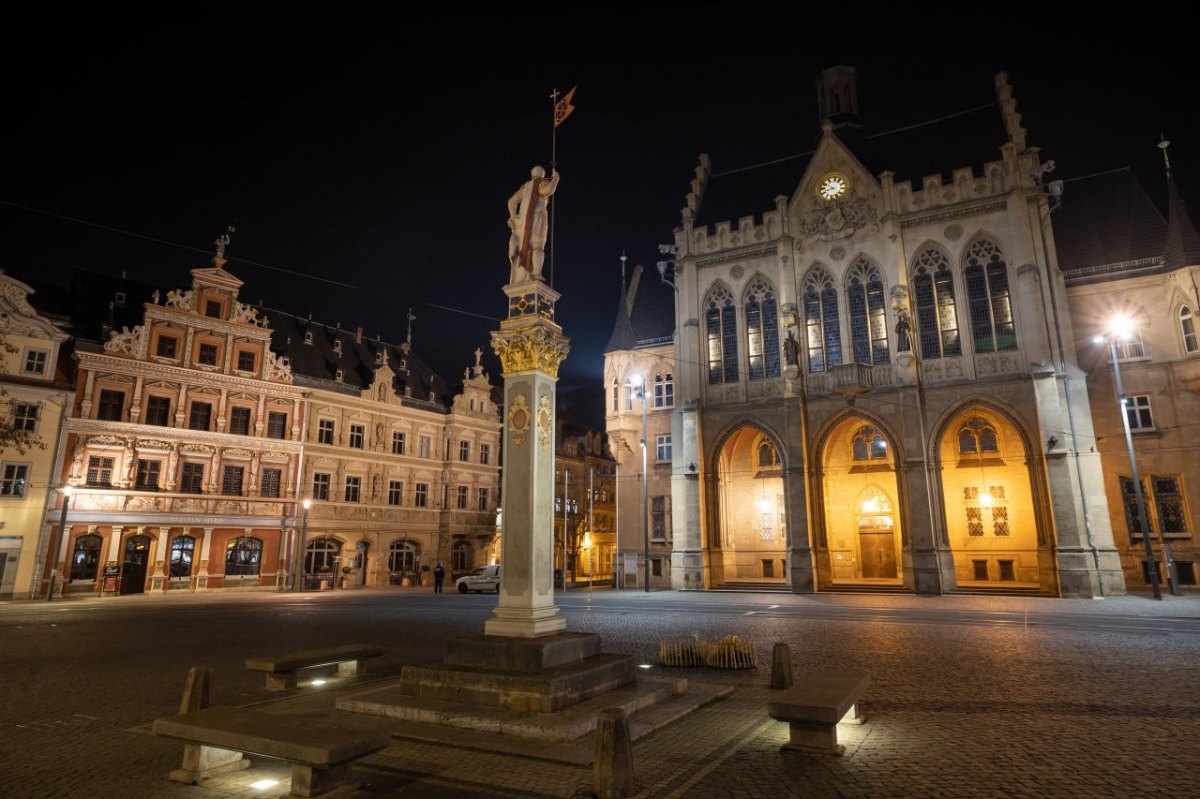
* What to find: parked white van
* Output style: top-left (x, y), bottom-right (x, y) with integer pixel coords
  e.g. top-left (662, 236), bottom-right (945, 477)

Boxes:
top-left (455, 564), bottom-right (500, 593)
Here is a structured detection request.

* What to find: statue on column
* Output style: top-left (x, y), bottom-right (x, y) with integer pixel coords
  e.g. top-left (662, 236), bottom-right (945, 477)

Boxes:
top-left (507, 166), bottom-right (560, 285)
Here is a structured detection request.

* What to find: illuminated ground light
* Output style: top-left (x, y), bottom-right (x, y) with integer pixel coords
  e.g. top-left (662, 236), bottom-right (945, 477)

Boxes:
top-left (638, 663), bottom-right (654, 669)
top-left (250, 779), bottom-right (280, 790)
top-left (309, 679), bottom-right (327, 686)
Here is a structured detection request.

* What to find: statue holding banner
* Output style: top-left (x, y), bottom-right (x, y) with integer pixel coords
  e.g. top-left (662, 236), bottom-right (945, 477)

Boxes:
top-left (507, 166), bottom-right (560, 284)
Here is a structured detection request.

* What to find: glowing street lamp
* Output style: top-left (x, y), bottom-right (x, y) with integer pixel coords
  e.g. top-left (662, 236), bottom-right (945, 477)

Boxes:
top-left (631, 375), bottom-right (650, 592)
top-left (1093, 319), bottom-right (1179, 598)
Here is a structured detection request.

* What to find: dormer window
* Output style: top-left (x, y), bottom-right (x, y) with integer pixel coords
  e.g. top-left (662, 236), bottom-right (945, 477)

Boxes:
top-left (335, 369), bottom-right (344, 382)
top-left (375, 351), bottom-right (384, 365)
top-left (333, 340), bottom-right (342, 355)
top-left (113, 291), bottom-right (126, 307)
top-left (205, 300), bottom-right (223, 319)
top-left (404, 386), bottom-right (412, 397)
top-left (429, 391), bottom-right (436, 402)
top-left (304, 331), bottom-right (313, 345)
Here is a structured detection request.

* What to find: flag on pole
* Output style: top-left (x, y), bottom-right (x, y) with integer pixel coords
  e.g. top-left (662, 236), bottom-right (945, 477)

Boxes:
top-left (554, 85), bottom-right (577, 127)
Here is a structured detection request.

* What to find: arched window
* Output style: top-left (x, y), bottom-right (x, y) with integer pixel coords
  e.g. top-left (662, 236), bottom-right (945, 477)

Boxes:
top-left (1181, 307), bottom-right (1198, 354)
top-left (847, 259), bottom-right (890, 364)
top-left (704, 284), bottom-right (738, 384)
top-left (757, 439), bottom-right (779, 468)
top-left (169, 535), bottom-right (195, 578)
top-left (451, 540), bottom-right (470, 572)
top-left (912, 248), bottom-right (961, 359)
top-left (225, 536), bottom-right (263, 576)
top-left (70, 534), bottom-right (103, 581)
top-left (958, 416), bottom-right (999, 455)
top-left (964, 238), bottom-right (1017, 353)
top-left (611, 379), bottom-right (619, 412)
top-left (803, 267), bottom-right (842, 373)
top-left (744, 277), bottom-right (781, 380)
top-left (388, 539), bottom-right (419, 573)
top-left (851, 426), bottom-right (889, 461)
top-left (304, 537), bottom-right (340, 574)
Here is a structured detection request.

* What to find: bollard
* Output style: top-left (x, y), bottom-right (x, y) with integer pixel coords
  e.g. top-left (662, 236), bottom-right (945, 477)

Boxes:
top-left (179, 666), bottom-right (212, 713)
top-left (770, 643), bottom-right (793, 689)
top-left (592, 707), bottom-right (635, 799)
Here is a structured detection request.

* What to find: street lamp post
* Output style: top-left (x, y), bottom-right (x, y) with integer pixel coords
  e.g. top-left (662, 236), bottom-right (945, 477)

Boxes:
top-left (1095, 322), bottom-right (1177, 598)
top-left (47, 485), bottom-right (72, 602)
top-left (293, 498), bottom-right (311, 592)
top-left (633, 375), bottom-right (650, 592)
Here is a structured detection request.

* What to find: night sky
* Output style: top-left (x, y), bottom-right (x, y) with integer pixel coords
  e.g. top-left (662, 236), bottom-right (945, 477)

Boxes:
top-left (3, 8), bottom-right (1196, 428)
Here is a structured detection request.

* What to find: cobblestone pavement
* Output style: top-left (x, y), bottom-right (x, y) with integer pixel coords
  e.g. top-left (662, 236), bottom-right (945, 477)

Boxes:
top-left (2, 587), bottom-right (1197, 798)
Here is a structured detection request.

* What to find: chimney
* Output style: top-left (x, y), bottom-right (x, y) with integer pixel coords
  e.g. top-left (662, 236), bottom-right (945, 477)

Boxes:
top-left (355, 325), bottom-right (363, 344)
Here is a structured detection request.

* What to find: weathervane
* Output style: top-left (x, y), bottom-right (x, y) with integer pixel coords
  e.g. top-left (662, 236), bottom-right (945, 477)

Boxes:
top-left (215, 224), bottom-right (237, 259)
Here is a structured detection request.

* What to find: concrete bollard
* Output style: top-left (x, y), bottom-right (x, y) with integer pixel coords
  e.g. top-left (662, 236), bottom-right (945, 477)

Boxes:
top-left (592, 707), bottom-right (635, 799)
top-left (770, 643), bottom-right (793, 689)
top-left (179, 666), bottom-right (212, 713)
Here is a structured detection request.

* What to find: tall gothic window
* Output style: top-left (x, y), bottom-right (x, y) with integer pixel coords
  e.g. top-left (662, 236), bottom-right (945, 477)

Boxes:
top-left (912, 247), bottom-right (961, 359)
top-left (1180, 307), bottom-right (1198, 354)
top-left (851, 425), bottom-right (889, 461)
top-left (803, 266), bottom-right (842, 373)
top-left (705, 284), bottom-right (738, 384)
top-left (958, 416), bottom-right (999, 455)
top-left (964, 237), bottom-right (1017, 353)
top-left (847, 258), bottom-right (890, 364)
top-left (744, 277), bottom-right (781, 380)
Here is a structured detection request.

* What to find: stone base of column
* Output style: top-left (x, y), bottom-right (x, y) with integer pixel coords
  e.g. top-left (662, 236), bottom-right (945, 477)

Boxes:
top-left (484, 615), bottom-right (568, 638)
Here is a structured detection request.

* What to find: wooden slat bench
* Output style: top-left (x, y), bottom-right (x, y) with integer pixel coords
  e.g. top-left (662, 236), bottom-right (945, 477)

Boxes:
top-left (767, 670), bottom-right (869, 756)
top-left (245, 644), bottom-right (384, 691)
top-left (153, 706), bottom-right (391, 797)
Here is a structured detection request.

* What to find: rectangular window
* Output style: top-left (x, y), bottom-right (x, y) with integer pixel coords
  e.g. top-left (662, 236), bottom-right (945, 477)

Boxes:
top-left (189, 401), bottom-right (212, 431)
top-left (1153, 476), bottom-right (1188, 536)
top-left (392, 431), bottom-right (406, 455)
top-left (180, 462), bottom-right (205, 494)
top-left (477, 487), bottom-right (489, 511)
top-left (236, 351), bottom-right (256, 372)
top-left (652, 495), bottom-right (667, 541)
top-left (419, 435), bottom-right (432, 459)
top-left (155, 335), bottom-right (177, 358)
top-left (144, 396), bottom-right (171, 426)
top-left (480, 443), bottom-right (490, 465)
top-left (229, 407), bottom-right (252, 435)
top-left (1, 463), bottom-right (30, 496)
top-left (349, 424), bottom-right (365, 449)
top-left (260, 468), bottom-right (282, 498)
top-left (135, 460), bottom-right (161, 491)
top-left (654, 373), bottom-right (674, 408)
top-left (456, 485), bottom-right (469, 509)
top-left (1116, 331), bottom-right (1147, 360)
top-left (318, 418), bottom-right (335, 445)
top-left (221, 465), bottom-right (244, 496)
top-left (97, 390), bottom-right (125, 421)
top-left (388, 480), bottom-right (403, 506)
top-left (312, 472), bottom-right (331, 501)
top-left (22, 349), bottom-right (48, 375)
top-left (415, 483), bottom-right (428, 507)
top-left (656, 434), bottom-right (672, 462)
top-left (459, 440), bottom-right (471, 461)
top-left (1124, 395), bottom-right (1154, 431)
top-left (87, 456), bottom-right (115, 486)
top-left (198, 343), bottom-right (218, 366)
top-left (12, 403), bottom-right (38, 433)
top-left (651, 558), bottom-right (663, 577)
top-left (205, 300), bottom-right (222, 318)
top-left (267, 411), bottom-right (288, 439)
top-left (344, 475), bottom-right (361, 503)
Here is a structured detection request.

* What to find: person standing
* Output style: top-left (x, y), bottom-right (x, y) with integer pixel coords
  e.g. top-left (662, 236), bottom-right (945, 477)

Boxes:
top-left (433, 562), bottom-right (445, 593)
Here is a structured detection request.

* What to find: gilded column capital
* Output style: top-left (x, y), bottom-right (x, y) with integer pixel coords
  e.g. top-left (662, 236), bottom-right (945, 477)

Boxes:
top-left (491, 325), bottom-right (570, 378)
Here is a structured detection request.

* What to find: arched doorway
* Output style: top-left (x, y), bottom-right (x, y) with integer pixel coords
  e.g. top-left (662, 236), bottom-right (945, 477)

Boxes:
top-left (938, 408), bottom-right (1043, 589)
top-left (120, 534), bottom-right (151, 594)
top-left (711, 426), bottom-right (787, 585)
top-left (820, 418), bottom-right (905, 586)
top-left (388, 539), bottom-right (420, 585)
top-left (305, 537), bottom-right (342, 586)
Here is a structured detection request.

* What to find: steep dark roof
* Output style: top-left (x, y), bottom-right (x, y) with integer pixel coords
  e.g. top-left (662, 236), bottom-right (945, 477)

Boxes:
top-left (693, 102), bottom-right (1003, 231)
top-left (605, 265), bottom-right (675, 353)
top-left (68, 269), bottom-right (168, 342)
top-left (1052, 169), bottom-right (1167, 272)
top-left (1163, 176), bottom-right (1200, 269)
top-left (261, 308), bottom-right (449, 406)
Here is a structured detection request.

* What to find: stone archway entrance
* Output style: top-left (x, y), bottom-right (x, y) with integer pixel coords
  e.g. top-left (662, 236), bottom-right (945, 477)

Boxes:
top-left (939, 409), bottom-right (1044, 589)
top-left (820, 419), bottom-right (905, 586)
top-left (711, 426), bottom-right (787, 586)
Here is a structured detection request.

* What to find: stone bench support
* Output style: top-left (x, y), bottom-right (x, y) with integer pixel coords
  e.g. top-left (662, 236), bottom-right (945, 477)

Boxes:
top-left (767, 671), bottom-right (869, 756)
top-left (245, 644), bottom-right (384, 691)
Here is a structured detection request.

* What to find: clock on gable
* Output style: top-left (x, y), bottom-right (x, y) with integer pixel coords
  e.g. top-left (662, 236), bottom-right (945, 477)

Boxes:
top-left (817, 172), bottom-right (849, 201)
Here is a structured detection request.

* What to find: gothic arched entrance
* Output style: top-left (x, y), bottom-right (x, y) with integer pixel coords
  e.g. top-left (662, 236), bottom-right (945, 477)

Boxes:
top-left (938, 408), bottom-right (1045, 589)
top-left (819, 418), bottom-right (905, 586)
top-left (711, 426), bottom-right (787, 585)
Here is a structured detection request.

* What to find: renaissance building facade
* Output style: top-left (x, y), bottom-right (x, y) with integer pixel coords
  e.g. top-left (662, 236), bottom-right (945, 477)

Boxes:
top-left (607, 67), bottom-right (1199, 597)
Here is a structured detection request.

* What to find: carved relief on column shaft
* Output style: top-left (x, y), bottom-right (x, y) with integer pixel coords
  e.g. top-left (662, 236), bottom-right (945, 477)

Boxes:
top-left (491, 326), bottom-right (570, 378)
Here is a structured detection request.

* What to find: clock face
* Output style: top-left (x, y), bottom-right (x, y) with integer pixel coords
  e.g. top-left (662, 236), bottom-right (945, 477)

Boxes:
top-left (818, 173), bottom-right (848, 201)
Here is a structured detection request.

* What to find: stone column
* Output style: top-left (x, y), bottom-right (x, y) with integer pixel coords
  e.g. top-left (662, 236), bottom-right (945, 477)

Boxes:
top-left (485, 280), bottom-right (570, 638)
top-left (154, 527), bottom-right (170, 592)
top-left (196, 527), bottom-right (214, 591)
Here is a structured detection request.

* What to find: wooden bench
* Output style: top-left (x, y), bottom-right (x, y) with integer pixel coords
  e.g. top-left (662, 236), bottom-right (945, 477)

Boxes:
top-left (767, 670), bottom-right (869, 756)
top-left (154, 706), bottom-right (391, 797)
top-left (245, 644), bottom-right (384, 691)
